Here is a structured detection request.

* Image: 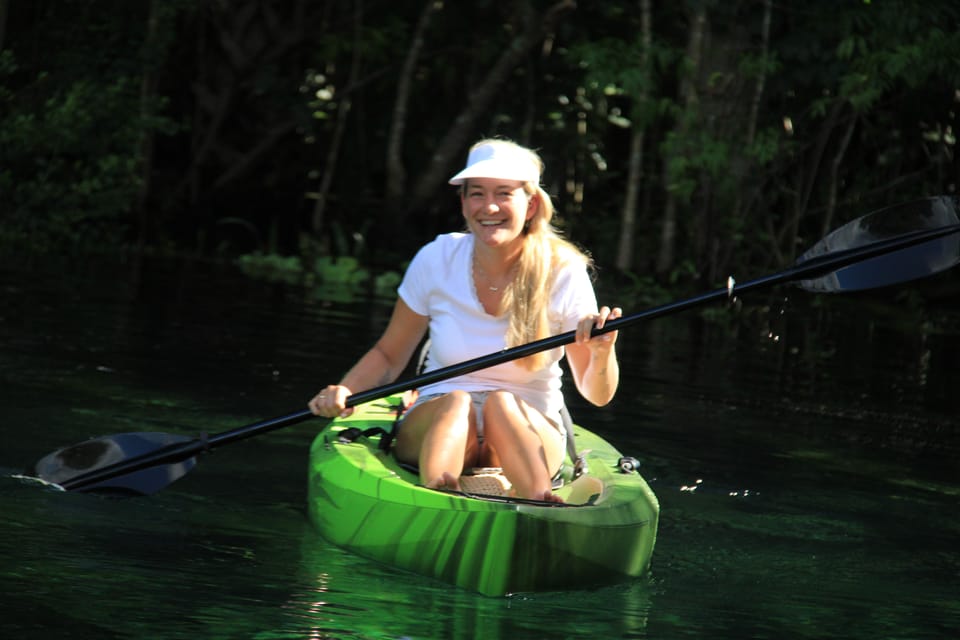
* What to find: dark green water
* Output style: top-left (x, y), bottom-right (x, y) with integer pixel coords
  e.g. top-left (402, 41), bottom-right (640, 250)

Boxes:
top-left (1, 256), bottom-right (958, 639)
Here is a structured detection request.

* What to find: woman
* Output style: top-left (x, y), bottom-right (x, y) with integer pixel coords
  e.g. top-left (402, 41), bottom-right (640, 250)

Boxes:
top-left (309, 138), bottom-right (621, 502)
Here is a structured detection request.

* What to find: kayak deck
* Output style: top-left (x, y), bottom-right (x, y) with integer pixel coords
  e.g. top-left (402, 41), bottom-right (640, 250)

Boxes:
top-left (307, 395), bottom-right (659, 596)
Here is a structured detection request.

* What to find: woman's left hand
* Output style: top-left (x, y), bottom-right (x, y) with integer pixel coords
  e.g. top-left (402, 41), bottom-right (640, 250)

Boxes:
top-left (575, 305), bottom-right (622, 350)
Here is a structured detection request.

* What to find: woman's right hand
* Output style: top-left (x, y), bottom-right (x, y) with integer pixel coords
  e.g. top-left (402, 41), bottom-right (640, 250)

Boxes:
top-left (308, 384), bottom-right (354, 418)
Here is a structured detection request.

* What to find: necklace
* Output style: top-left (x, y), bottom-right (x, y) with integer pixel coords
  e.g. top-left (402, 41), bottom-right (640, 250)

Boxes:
top-left (472, 250), bottom-right (516, 293)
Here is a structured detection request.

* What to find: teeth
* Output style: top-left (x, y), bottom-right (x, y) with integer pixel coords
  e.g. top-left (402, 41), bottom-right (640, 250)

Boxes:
top-left (480, 221), bottom-right (502, 226)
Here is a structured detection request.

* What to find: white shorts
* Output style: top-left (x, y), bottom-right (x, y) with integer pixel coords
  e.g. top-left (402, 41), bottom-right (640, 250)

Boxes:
top-left (406, 390), bottom-right (565, 449)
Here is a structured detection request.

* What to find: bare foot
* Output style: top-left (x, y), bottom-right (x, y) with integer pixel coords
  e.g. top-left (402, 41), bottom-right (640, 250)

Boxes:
top-left (533, 489), bottom-right (565, 504)
top-left (425, 471), bottom-right (461, 492)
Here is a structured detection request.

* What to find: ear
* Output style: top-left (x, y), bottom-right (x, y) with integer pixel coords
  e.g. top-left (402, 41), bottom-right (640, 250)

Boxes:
top-left (526, 193), bottom-right (539, 221)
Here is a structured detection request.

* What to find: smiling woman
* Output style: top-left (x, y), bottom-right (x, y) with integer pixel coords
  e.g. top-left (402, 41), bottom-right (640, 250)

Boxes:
top-left (309, 138), bottom-right (623, 502)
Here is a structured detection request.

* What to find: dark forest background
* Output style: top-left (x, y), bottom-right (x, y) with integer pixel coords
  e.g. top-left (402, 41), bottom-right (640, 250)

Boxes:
top-left (1, 0), bottom-right (957, 293)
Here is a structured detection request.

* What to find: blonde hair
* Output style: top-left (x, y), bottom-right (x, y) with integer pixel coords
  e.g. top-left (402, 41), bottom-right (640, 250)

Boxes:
top-left (463, 139), bottom-right (592, 371)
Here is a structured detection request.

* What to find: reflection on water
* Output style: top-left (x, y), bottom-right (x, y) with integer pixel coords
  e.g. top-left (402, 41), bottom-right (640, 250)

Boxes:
top-left (287, 527), bottom-right (655, 639)
top-left (1, 256), bottom-right (958, 639)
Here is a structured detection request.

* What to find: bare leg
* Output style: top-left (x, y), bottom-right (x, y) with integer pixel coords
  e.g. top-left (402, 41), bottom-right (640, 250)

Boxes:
top-left (393, 390), bottom-right (480, 490)
top-left (481, 391), bottom-right (565, 501)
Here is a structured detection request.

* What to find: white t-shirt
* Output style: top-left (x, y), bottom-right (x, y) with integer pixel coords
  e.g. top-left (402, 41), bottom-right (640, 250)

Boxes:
top-left (397, 232), bottom-right (598, 418)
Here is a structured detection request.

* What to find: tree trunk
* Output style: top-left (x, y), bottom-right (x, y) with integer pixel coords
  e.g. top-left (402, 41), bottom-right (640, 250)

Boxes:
top-left (821, 112), bottom-right (857, 238)
top-left (615, 0), bottom-right (652, 273)
top-left (0, 0), bottom-right (8, 51)
top-left (746, 0), bottom-right (772, 148)
top-left (385, 0), bottom-right (438, 202)
top-left (178, 2), bottom-right (312, 212)
top-left (655, 4), bottom-right (706, 277)
top-left (406, 0), bottom-right (574, 216)
top-left (135, 0), bottom-right (162, 255)
top-left (781, 99), bottom-right (843, 261)
top-left (312, 0), bottom-right (363, 236)
top-left (719, 0), bottom-right (772, 275)
top-left (617, 128), bottom-right (645, 272)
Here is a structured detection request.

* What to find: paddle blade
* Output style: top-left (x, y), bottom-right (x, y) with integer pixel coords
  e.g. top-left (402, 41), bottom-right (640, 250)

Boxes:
top-left (797, 196), bottom-right (960, 292)
top-left (31, 432), bottom-right (196, 496)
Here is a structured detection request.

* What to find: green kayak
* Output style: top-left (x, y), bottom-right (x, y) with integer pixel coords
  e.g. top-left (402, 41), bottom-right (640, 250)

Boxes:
top-left (307, 394), bottom-right (659, 596)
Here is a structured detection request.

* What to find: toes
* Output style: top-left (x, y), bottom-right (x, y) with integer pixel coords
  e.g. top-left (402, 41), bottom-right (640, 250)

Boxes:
top-left (538, 490), bottom-right (565, 504)
top-left (426, 471), bottom-right (461, 491)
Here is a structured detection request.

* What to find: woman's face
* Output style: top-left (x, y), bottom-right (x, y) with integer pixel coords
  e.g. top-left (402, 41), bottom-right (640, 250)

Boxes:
top-left (462, 178), bottom-right (537, 249)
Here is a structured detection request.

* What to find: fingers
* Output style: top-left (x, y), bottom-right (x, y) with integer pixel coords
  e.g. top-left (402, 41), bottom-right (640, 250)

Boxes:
top-left (576, 306), bottom-right (622, 345)
top-left (309, 385), bottom-right (352, 417)
top-left (594, 305), bottom-right (622, 330)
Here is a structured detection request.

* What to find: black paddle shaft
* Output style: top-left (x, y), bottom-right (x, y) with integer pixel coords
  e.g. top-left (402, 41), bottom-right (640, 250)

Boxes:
top-left (50, 208), bottom-right (960, 493)
top-left (57, 411), bottom-right (311, 491)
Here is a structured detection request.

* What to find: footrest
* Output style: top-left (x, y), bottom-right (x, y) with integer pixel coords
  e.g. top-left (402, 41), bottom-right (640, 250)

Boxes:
top-left (459, 469), bottom-right (512, 496)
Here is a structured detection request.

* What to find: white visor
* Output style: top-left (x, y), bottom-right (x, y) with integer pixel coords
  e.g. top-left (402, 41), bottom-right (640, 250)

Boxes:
top-left (448, 141), bottom-right (541, 185)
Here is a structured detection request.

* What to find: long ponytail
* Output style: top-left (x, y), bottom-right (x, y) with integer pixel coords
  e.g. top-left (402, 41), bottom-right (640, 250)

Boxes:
top-left (502, 182), bottom-right (591, 371)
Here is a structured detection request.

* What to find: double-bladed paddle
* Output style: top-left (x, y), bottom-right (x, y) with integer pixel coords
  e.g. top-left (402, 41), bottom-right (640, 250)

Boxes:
top-left (28, 195), bottom-right (960, 496)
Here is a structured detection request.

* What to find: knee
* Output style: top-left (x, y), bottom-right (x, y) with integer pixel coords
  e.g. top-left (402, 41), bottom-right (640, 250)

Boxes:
top-left (484, 390), bottom-right (514, 409)
top-left (482, 390), bottom-right (518, 426)
top-left (431, 390), bottom-right (474, 427)
top-left (441, 389), bottom-right (473, 412)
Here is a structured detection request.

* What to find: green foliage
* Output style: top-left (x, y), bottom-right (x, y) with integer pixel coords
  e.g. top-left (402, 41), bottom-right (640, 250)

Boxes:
top-left (825, 8), bottom-right (960, 114)
top-left (3, 0), bottom-right (959, 285)
top-left (573, 36), bottom-right (653, 100)
top-left (374, 270), bottom-right (403, 298)
top-left (0, 47), bottom-right (173, 253)
top-left (661, 128), bottom-right (733, 202)
top-left (0, 74), bottom-right (132, 249)
top-left (738, 52), bottom-right (781, 80)
top-left (236, 234), bottom-right (402, 304)
top-left (747, 127), bottom-right (783, 166)
top-left (312, 255), bottom-right (369, 287)
top-left (0, 50), bottom-right (14, 96)
top-left (611, 271), bottom-right (673, 308)
top-left (236, 252), bottom-right (304, 285)
top-left (667, 259), bottom-right (700, 288)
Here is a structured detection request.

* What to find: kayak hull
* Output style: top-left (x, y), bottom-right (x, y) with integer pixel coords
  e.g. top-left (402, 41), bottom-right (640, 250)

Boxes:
top-left (307, 396), bottom-right (658, 596)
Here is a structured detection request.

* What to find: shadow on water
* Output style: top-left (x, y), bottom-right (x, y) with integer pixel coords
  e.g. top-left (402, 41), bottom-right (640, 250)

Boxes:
top-left (1, 255), bottom-right (959, 639)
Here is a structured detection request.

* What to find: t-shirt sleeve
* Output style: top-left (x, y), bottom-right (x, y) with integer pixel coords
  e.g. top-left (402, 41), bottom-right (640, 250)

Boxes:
top-left (396, 241), bottom-right (436, 317)
top-left (553, 262), bottom-right (598, 333)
